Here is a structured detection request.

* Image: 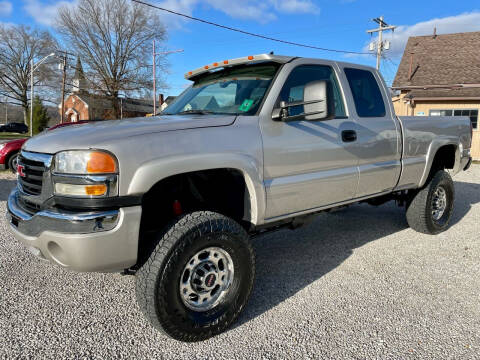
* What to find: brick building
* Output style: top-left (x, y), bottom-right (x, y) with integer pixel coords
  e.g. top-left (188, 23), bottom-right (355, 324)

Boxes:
top-left (59, 58), bottom-right (154, 122)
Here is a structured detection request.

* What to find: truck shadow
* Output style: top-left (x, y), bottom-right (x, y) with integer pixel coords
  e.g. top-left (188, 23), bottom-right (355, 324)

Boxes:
top-left (0, 179), bottom-right (16, 201)
top-left (235, 180), bottom-right (480, 328)
top-left (449, 180), bottom-right (480, 226)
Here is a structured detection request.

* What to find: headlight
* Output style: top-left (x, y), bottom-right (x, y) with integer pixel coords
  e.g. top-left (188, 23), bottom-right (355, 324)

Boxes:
top-left (0, 143), bottom-right (5, 151)
top-left (54, 150), bottom-right (117, 175)
top-left (53, 150), bottom-right (118, 198)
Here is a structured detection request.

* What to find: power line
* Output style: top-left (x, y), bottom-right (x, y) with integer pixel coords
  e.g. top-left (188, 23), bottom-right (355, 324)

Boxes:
top-left (131, 0), bottom-right (372, 56)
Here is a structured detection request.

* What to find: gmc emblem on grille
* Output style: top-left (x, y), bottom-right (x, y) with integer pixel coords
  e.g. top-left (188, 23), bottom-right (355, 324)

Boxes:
top-left (17, 164), bottom-right (26, 178)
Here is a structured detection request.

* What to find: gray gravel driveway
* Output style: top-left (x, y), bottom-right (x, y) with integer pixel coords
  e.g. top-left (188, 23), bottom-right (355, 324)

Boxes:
top-left (1, 167), bottom-right (479, 359)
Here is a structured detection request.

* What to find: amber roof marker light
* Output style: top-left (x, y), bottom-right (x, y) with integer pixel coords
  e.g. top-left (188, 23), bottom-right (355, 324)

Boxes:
top-left (184, 53), bottom-right (291, 80)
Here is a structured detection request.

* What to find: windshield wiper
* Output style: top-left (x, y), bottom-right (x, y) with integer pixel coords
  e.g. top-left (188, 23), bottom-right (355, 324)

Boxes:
top-left (177, 109), bottom-right (215, 115)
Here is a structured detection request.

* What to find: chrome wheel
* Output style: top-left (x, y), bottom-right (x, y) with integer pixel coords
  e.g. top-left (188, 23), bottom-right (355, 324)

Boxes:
top-left (431, 186), bottom-right (447, 221)
top-left (179, 247), bottom-right (234, 312)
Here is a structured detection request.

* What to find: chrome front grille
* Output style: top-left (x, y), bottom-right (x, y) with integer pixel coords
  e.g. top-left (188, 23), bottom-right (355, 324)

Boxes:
top-left (18, 155), bottom-right (46, 195)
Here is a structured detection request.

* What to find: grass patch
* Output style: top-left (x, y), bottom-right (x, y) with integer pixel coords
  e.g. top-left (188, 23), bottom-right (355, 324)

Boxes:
top-left (0, 133), bottom-right (29, 140)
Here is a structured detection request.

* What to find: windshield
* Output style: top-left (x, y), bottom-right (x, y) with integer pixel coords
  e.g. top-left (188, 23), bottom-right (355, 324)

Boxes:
top-left (163, 63), bottom-right (280, 116)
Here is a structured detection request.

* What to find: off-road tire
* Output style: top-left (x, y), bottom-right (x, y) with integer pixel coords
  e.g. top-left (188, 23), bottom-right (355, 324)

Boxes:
top-left (135, 211), bottom-right (255, 342)
top-left (8, 152), bottom-right (18, 174)
top-left (406, 170), bottom-right (454, 235)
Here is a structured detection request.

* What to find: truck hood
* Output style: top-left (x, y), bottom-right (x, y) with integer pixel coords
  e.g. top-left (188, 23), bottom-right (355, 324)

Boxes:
top-left (23, 114), bottom-right (237, 154)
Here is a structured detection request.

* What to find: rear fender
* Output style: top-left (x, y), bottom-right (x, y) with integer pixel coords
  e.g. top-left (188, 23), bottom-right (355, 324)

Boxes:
top-left (419, 139), bottom-right (460, 187)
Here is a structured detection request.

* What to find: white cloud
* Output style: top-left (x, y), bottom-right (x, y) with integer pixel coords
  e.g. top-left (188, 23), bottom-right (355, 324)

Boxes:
top-left (0, 1), bottom-right (12, 17)
top-left (204, 1), bottom-right (276, 23)
top-left (364, 12), bottom-right (480, 58)
top-left (155, 0), bottom-right (319, 28)
top-left (23, 0), bottom-right (77, 26)
top-left (269, 0), bottom-right (320, 14)
top-left (23, 0), bottom-right (319, 29)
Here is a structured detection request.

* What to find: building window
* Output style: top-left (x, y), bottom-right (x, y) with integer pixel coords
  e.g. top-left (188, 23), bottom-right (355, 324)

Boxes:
top-left (430, 109), bottom-right (478, 129)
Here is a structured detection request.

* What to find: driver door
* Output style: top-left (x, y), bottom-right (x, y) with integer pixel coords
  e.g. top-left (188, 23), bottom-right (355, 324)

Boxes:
top-left (260, 63), bottom-right (359, 219)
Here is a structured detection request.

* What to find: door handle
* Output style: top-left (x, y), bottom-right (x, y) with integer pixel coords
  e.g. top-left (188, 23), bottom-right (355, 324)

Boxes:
top-left (341, 130), bottom-right (357, 142)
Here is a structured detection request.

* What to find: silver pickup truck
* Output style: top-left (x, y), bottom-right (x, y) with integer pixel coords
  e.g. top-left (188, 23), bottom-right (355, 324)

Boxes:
top-left (7, 54), bottom-right (472, 341)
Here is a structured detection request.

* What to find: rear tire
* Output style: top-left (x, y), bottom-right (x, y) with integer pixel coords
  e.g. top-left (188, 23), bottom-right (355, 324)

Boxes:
top-left (406, 170), bottom-right (454, 235)
top-left (8, 153), bottom-right (18, 174)
top-left (135, 211), bottom-right (255, 342)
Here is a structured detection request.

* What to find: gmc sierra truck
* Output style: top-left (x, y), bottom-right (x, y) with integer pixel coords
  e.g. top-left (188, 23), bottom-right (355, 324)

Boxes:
top-left (6, 54), bottom-right (472, 342)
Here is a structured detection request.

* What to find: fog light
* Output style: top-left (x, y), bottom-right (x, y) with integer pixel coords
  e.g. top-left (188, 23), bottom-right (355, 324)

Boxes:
top-left (55, 183), bottom-right (108, 197)
top-left (85, 185), bottom-right (108, 196)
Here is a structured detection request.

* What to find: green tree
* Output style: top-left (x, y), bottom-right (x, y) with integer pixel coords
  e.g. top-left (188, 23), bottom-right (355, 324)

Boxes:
top-left (31, 96), bottom-right (50, 135)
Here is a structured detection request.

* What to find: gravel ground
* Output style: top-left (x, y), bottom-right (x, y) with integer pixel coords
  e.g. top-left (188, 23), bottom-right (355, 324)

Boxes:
top-left (1, 167), bottom-right (479, 359)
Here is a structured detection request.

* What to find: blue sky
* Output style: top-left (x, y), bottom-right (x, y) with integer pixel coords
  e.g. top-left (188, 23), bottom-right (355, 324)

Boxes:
top-left (1, 0), bottom-right (480, 96)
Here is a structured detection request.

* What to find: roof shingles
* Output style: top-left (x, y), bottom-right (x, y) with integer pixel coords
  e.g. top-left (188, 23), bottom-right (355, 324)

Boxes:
top-left (393, 31), bottom-right (480, 96)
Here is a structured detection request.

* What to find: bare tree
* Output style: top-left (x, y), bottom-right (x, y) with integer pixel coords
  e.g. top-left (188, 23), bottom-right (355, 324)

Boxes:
top-left (57, 0), bottom-right (167, 118)
top-left (0, 25), bottom-right (58, 123)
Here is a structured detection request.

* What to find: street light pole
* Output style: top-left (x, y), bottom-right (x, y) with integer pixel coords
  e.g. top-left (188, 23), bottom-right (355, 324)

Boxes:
top-left (152, 43), bottom-right (184, 116)
top-left (30, 59), bottom-right (34, 137)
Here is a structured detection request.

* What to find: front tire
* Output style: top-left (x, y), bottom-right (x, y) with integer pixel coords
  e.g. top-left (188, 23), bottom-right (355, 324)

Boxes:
top-left (135, 211), bottom-right (255, 342)
top-left (406, 170), bottom-right (454, 234)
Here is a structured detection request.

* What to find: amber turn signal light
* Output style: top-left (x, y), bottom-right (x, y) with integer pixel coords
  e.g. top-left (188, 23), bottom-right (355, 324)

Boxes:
top-left (87, 152), bottom-right (117, 174)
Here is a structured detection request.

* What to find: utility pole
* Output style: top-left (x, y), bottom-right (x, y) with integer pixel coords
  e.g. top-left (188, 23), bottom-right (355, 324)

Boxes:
top-left (153, 39), bottom-right (156, 116)
top-left (152, 42), bottom-right (184, 116)
top-left (367, 16), bottom-right (396, 70)
top-left (29, 52), bottom-right (55, 137)
top-left (60, 54), bottom-right (67, 124)
top-left (3, 97), bottom-right (7, 124)
top-left (55, 50), bottom-right (75, 124)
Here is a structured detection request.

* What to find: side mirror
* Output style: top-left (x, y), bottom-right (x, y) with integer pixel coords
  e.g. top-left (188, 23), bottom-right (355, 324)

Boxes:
top-left (272, 80), bottom-right (331, 122)
top-left (304, 80), bottom-right (328, 121)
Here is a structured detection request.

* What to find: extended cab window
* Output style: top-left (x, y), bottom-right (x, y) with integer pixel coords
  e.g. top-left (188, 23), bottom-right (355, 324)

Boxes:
top-left (278, 65), bottom-right (346, 118)
top-left (344, 68), bottom-right (386, 117)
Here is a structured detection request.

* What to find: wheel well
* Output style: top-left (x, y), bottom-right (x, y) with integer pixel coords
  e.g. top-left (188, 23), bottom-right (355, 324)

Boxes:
top-left (430, 145), bottom-right (456, 175)
top-left (136, 168), bottom-right (252, 268)
top-left (5, 150), bottom-right (19, 169)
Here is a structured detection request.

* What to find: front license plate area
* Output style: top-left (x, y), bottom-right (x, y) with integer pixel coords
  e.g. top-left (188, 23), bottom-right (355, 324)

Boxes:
top-left (10, 215), bottom-right (20, 228)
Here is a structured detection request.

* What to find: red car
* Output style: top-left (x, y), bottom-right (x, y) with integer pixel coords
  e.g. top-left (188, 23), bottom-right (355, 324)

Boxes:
top-left (0, 121), bottom-right (91, 173)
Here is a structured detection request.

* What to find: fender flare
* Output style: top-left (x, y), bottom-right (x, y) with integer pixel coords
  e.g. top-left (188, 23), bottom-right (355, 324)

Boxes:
top-left (127, 153), bottom-right (266, 225)
top-left (418, 138), bottom-right (460, 187)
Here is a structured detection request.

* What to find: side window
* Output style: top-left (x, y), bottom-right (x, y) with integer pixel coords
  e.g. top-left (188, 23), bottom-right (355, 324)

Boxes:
top-left (344, 68), bottom-right (386, 118)
top-left (278, 65), bottom-right (346, 118)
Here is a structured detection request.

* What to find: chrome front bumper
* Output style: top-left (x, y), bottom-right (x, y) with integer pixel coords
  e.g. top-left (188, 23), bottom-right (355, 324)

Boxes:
top-left (6, 188), bottom-right (142, 272)
top-left (7, 189), bottom-right (120, 236)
